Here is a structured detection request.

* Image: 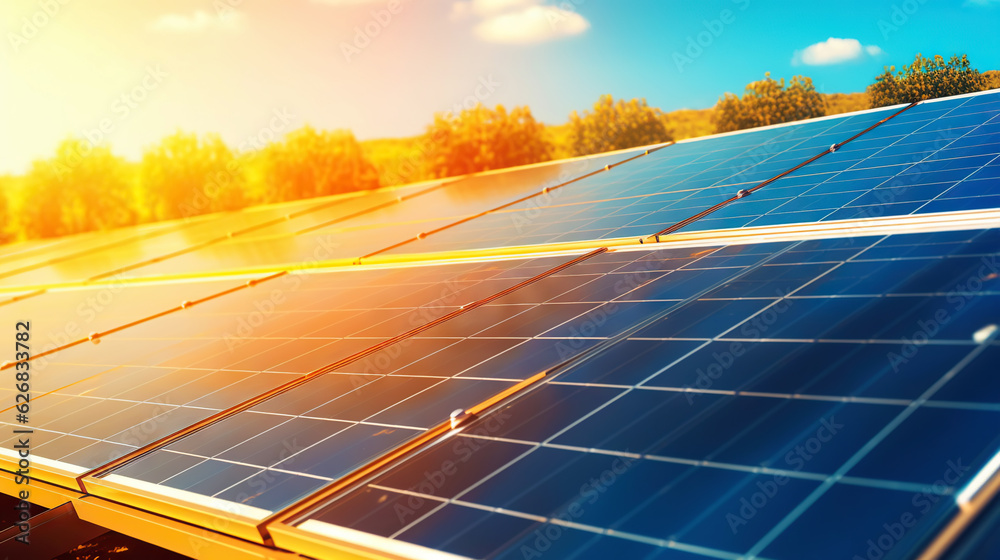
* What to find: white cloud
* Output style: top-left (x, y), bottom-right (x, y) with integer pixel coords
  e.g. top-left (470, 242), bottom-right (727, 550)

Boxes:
top-left (475, 5), bottom-right (588, 43)
top-left (150, 10), bottom-right (244, 33)
top-left (456, 0), bottom-right (537, 18)
top-left (792, 37), bottom-right (883, 66)
top-left (451, 0), bottom-right (589, 44)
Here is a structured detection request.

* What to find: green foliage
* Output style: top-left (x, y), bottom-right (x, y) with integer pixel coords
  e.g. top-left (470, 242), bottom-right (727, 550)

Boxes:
top-left (714, 73), bottom-right (824, 133)
top-left (868, 54), bottom-right (988, 108)
top-left (137, 132), bottom-right (245, 221)
top-left (568, 95), bottom-right (671, 156)
top-left (260, 126), bottom-right (380, 202)
top-left (17, 138), bottom-right (137, 239)
top-left (421, 104), bottom-right (553, 179)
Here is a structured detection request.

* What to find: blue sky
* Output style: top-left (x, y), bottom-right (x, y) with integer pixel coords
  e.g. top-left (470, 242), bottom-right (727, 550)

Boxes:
top-left (2, 0), bottom-right (999, 174)
top-left (538, 0), bottom-right (1000, 114)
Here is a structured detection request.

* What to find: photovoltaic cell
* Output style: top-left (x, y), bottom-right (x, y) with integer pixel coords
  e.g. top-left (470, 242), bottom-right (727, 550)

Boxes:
top-left (293, 227), bottom-right (1000, 560)
top-left (125, 150), bottom-right (639, 279)
top-left (378, 106), bottom-right (904, 253)
top-left (96, 242), bottom-right (776, 513)
top-left (0, 190), bottom-right (389, 288)
top-left (383, 92), bottom-right (999, 255)
top-left (669, 91), bottom-right (1000, 232)
top-left (0, 254), bottom-right (587, 476)
top-left (0, 150), bottom-right (638, 292)
top-left (2, 90), bottom-right (999, 559)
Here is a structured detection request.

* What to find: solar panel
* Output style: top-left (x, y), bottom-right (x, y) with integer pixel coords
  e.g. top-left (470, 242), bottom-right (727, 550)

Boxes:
top-left (0, 255), bottom-right (590, 478)
top-left (373, 106), bottom-right (906, 254)
top-left (0, 184), bottom-right (425, 288)
top-left (373, 92), bottom-right (999, 255)
top-left (670, 92), bottom-right (1000, 232)
top-left (287, 227), bottom-right (1000, 560)
top-left (90, 242), bottom-right (757, 514)
top-left (2, 90), bottom-right (999, 560)
top-left (0, 150), bottom-right (639, 293)
top-left (122, 149), bottom-right (643, 280)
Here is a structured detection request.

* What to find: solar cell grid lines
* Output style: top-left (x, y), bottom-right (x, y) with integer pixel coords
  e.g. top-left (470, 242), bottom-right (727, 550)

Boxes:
top-left (671, 93), bottom-right (1000, 233)
top-left (0, 148), bottom-right (639, 293)
top-left (378, 104), bottom-right (910, 253)
top-left (90, 242), bottom-right (785, 515)
top-left (294, 227), bottom-right (1000, 560)
top-left (1, 90), bottom-right (999, 560)
top-left (0, 255), bottom-right (593, 476)
top-left (378, 92), bottom-right (999, 255)
top-left (0, 192), bottom-right (358, 288)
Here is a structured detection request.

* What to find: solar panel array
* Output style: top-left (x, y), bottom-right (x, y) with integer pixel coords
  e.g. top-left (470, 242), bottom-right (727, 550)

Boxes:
top-left (1, 90), bottom-right (998, 560)
top-left (302, 228), bottom-right (1000, 560)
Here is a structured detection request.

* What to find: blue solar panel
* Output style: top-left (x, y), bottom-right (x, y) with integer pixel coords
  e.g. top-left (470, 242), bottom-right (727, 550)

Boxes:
top-left (378, 92), bottom-right (999, 254)
top-left (97, 242), bottom-right (777, 513)
top-left (675, 92), bottom-right (1000, 232)
top-left (0, 255), bottom-right (585, 472)
top-left (939, 490), bottom-right (1000, 560)
top-left (294, 227), bottom-right (1000, 560)
top-left (5, 91), bottom-right (1000, 559)
top-left (380, 107), bottom-right (904, 253)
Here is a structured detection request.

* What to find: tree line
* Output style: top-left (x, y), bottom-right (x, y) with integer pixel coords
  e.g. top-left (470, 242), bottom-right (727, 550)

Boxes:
top-left (1, 53), bottom-right (996, 244)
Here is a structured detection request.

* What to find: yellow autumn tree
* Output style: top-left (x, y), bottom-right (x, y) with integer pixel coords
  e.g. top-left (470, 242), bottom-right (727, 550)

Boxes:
top-left (0, 176), bottom-right (12, 244)
top-left (985, 70), bottom-right (1000, 90)
top-left (422, 104), bottom-right (553, 178)
top-left (569, 95), bottom-right (671, 156)
top-left (17, 138), bottom-right (138, 239)
top-left (714, 73), bottom-right (825, 133)
top-left (869, 54), bottom-right (989, 108)
top-left (137, 132), bottom-right (247, 221)
top-left (258, 126), bottom-right (380, 203)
